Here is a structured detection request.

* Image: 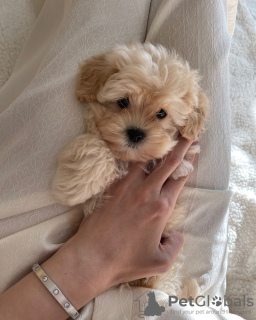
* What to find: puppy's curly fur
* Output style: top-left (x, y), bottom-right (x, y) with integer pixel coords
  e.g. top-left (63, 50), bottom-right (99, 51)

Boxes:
top-left (52, 42), bottom-right (209, 298)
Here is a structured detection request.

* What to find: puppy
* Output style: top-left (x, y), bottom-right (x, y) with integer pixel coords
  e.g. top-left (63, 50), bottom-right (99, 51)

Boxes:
top-left (52, 42), bottom-right (209, 297)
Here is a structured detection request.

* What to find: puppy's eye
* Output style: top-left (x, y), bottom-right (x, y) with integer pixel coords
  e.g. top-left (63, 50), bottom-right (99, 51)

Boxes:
top-left (156, 109), bottom-right (167, 119)
top-left (118, 98), bottom-right (129, 109)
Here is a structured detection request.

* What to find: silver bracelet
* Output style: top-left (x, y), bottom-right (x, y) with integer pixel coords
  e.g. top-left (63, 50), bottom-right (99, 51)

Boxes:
top-left (32, 263), bottom-right (80, 319)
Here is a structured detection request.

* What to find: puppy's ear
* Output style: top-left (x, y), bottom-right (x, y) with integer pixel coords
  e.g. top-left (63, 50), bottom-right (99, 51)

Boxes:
top-left (76, 53), bottom-right (118, 102)
top-left (179, 90), bottom-right (209, 141)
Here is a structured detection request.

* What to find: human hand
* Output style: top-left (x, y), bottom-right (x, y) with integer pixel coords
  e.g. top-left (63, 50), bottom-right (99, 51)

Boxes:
top-left (62, 136), bottom-right (197, 296)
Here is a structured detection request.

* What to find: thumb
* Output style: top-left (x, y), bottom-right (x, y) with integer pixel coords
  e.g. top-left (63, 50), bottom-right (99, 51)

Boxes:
top-left (159, 231), bottom-right (184, 267)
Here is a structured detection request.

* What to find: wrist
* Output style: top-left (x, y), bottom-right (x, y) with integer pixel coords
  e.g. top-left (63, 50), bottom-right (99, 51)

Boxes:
top-left (42, 234), bottom-right (115, 310)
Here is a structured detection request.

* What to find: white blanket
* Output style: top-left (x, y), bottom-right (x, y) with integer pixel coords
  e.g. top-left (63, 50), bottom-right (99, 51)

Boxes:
top-left (0, 0), bottom-right (245, 319)
top-left (226, 1), bottom-right (256, 319)
top-left (0, 0), bottom-right (43, 88)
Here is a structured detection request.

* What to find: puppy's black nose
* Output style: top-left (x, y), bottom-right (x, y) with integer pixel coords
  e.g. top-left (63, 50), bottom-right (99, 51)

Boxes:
top-left (127, 128), bottom-right (145, 144)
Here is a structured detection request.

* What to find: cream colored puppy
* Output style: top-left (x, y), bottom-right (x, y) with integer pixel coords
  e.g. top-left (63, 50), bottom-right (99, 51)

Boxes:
top-left (52, 42), bottom-right (209, 297)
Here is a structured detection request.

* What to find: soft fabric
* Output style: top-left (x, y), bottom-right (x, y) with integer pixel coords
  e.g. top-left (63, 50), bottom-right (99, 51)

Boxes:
top-left (226, 1), bottom-right (256, 319)
top-left (246, 0), bottom-right (256, 19)
top-left (0, 0), bottom-right (74, 113)
top-left (0, 0), bottom-right (45, 88)
top-left (228, 0), bottom-right (239, 36)
top-left (0, 0), bottom-right (243, 319)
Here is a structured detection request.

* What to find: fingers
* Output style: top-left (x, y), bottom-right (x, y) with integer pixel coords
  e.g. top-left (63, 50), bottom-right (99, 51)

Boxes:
top-left (105, 162), bottom-right (146, 196)
top-left (153, 231), bottom-right (184, 274)
top-left (161, 231), bottom-right (184, 254)
top-left (161, 153), bottom-right (196, 206)
top-left (161, 231), bottom-right (184, 262)
top-left (146, 137), bottom-right (195, 191)
top-left (128, 162), bottom-right (148, 180)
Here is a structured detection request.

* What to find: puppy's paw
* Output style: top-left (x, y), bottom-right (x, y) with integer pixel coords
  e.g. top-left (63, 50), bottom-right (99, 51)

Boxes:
top-left (52, 134), bottom-right (118, 206)
top-left (171, 144), bottom-right (200, 180)
top-left (171, 159), bottom-right (193, 180)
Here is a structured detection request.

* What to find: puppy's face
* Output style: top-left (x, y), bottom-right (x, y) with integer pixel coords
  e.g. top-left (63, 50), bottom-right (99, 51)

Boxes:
top-left (91, 93), bottom-right (178, 162)
top-left (76, 43), bottom-right (209, 162)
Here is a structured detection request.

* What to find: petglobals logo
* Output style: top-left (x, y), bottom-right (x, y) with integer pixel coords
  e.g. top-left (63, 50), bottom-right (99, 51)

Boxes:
top-left (134, 292), bottom-right (254, 319)
top-left (135, 291), bottom-right (167, 318)
top-left (168, 295), bottom-right (254, 308)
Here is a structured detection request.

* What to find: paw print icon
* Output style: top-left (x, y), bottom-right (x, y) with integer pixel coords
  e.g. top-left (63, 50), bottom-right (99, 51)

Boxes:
top-left (212, 296), bottom-right (222, 307)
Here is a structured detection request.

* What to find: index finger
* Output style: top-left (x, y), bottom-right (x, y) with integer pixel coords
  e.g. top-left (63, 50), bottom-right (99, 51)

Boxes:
top-left (146, 136), bottom-right (194, 190)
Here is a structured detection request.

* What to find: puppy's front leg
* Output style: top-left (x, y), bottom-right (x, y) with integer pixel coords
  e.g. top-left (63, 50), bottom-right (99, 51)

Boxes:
top-left (171, 144), bottom-right (200, 180)
top-left (52, 134), bottom-right (119, 206)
